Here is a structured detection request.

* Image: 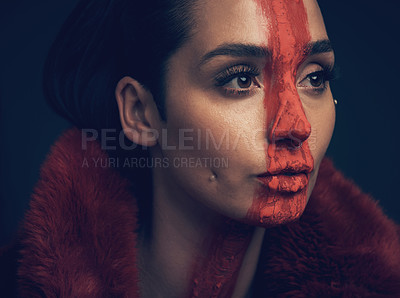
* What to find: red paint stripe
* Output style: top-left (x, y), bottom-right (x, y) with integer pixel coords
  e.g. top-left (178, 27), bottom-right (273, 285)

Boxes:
top-left (186, 1), bottom-right (315, 296)
top-left (246, 0), bottom-right (314, 226)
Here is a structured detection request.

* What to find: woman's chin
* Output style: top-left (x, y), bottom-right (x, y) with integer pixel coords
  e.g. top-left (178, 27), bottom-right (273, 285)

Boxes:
top-left (232, 186), bottom-right (310, 228)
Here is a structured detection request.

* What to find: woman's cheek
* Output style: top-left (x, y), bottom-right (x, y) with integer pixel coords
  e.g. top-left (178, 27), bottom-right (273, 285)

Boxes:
top-left (306, 100), bottom-right (336, 197)
top-left (308, 96), bottom-right (336, 160)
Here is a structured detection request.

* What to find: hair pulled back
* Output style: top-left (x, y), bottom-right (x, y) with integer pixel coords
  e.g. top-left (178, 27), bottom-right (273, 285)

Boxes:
top-left (43, 0), bottom-right (197, 129)
top-left (43, 0), bottom-right (198, 219)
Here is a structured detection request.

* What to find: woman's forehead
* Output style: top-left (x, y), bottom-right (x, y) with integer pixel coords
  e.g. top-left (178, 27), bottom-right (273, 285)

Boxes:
top-left (194, 0), bottom-right (267, 48)
top-left (191, 0), bottom-right (328, 53)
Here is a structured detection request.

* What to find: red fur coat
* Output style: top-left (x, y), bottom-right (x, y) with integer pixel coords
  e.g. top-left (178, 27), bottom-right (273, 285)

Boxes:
top-left (1, 128), bottom-right (400, 297)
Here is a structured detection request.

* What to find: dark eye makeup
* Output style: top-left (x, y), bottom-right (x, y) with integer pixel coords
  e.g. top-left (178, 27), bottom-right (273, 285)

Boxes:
top-left (214, 64), bottom-right (261, 97)
top-left (298, 64), bottom-right (337, 95)
top-left (213, 62), bottom-right (337, 98)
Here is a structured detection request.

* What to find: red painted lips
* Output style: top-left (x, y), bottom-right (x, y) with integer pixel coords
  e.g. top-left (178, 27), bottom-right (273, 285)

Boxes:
top-left (257, 172), bottom-right (309, 193)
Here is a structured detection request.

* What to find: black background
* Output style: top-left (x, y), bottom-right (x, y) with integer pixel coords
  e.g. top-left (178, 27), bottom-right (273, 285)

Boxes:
top-left (1, 0), bottom-right (400, 246)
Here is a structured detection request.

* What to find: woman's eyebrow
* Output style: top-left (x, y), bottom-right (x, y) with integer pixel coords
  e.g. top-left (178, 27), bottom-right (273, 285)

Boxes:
top-left (199, 39), bottom-right (333, 67)
top-left (199, 43), bottom-right (270, 67)
top-left (306, 39), bottom-right (334, 56)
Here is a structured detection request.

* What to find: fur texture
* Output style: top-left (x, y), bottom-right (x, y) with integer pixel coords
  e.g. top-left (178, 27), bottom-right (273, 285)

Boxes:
top-left (18, 128), bottom-right (140, 297)
top-left (255, 158), bottom-right (400, 296)
top-left (5, 128), bottom-right (400, 296)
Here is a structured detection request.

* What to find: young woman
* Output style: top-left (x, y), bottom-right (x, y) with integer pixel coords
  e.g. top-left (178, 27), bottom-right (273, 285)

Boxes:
top-left (2, 0), bottom-right (400, 296)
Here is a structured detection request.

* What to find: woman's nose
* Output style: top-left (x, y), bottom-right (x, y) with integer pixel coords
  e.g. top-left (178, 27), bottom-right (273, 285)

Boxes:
top-left (267, 96), bottom-right (311, 150)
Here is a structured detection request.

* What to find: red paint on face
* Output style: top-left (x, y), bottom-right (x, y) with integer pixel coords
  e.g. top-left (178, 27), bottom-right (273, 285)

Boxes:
top-left (246, 0), bottom-right (314, 225)
top-left (186, 1), bottom-right (314, 295)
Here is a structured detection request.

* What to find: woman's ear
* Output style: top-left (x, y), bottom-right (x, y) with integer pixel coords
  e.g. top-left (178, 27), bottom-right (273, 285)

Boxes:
top-left (115, 76), bottom-right (160, 147)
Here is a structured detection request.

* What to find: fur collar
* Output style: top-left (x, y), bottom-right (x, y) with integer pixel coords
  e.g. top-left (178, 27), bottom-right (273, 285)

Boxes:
top-left (17, 128), bottom-right (400, 297)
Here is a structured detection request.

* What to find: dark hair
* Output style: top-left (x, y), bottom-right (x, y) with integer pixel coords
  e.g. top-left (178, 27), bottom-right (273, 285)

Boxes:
top-left (43, 0), bottom-right (199, 227)
top-left (43, 0), bottom-right (197, 129)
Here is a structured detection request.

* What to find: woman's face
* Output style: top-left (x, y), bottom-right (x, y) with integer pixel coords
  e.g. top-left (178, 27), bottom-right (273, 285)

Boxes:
top-left (152, 0), bottom-right (335, 227)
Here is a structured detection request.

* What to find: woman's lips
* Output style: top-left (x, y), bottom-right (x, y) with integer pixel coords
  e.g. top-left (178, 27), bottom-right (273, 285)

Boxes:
top-left (257, 172), bottom-right (309, 193)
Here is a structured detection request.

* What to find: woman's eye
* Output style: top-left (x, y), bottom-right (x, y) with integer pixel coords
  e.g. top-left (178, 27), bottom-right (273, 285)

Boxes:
top-left (220, 74), bottom-right (260, 97)
top-left (214, 65), bottom-right (261, 97)
top-left (226, 75), bottom-right (254, 89)
top-left (297, 65), bottom-right (336, 95)
top-left (308, 72), bottom-right (324, 87)
top-left (300, 71), bottom-right (325, 88)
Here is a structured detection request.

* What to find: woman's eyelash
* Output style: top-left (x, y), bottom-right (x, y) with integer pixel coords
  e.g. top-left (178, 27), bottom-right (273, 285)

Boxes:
top-left (310, 64), bottom-right (338, 84)
top-left (319, 64), bottom-right (338, 82)
top-left (299, 64), bottom-right (338, 94)
top-left (214, 64), bottom-right (338, 86)
top-left (214, 65), bottom-right (261, 86)
top-left (213, 64), bottom-right (338, 96)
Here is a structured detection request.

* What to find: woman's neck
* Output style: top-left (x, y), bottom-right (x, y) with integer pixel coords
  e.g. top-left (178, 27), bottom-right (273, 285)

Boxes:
top-left (137, 167), bottom-right (266, 297)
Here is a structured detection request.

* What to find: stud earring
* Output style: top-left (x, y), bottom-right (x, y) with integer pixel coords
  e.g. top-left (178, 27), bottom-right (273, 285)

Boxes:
top-left (334, 99), bottom-right (338, 105)
top-left (209, 175), bottom-right (216, 182)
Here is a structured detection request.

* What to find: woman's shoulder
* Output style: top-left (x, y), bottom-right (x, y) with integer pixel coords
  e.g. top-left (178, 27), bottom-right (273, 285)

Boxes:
top-left (254, 157), bottom-right (400, 296)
